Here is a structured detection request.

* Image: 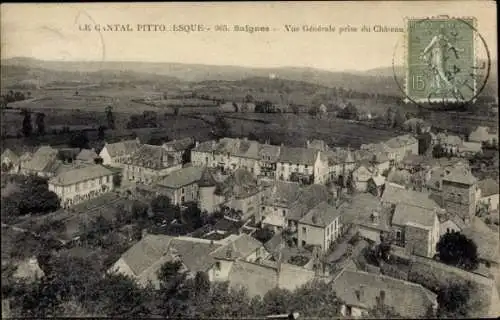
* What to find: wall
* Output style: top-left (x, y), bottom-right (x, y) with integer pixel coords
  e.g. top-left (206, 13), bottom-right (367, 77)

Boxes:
top-left (359, 226), bottom-right (382, 243)
top-left (168, 183), bottom-right (199, 206)
top-left (404, 225), bottom-right (432, 257)
top-left (208, 259), bottom-right (234, 282)
top-left (276, 162), bottom-right (314, 182)
top-left (198, 185), bottom-right (221, 214)
top-left (124, 163), bottom-right (182, 184)
top-left (261, 205), bottom-right (288, 230)
top-left (226, 191), bottom-right (263, 220)
top-left (440, 220), bottom-right (461, 236)
top-left (442, 180), bottom-right (476, 221)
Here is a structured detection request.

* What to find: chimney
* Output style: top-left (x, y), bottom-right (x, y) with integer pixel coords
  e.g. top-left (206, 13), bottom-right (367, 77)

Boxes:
top-left (141, 228), bottom-right (148, 239)
top-left (195, 141), bottom-right (199, 148)
top-left (135, 137), bottom-right (141, 144)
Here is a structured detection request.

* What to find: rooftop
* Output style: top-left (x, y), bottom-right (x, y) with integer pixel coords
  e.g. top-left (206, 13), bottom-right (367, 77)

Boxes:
top-left (125, 144), bottom-right (176, 170)
top-left (210, 233), bottom-right (263, 260)
top-left (442, 166), bottom-right (477, 185)
top-left (299, 201), bottom-right (341, 228)
top-left (278, 146), bottom-right (318, 166)
top-left (462, 216), bottom-right (500, 263)
top-left (49, 165), bottom-right (113, 186)
top-left (381, 184), bottom-right (440, 211)
top-left (392, 203), bottom-right (437, 229)
top-left (332, 269), bottom-right (437, 319)
top-left (157, 166), bottom-right (204, 189)
top-left (478, 178), bottom-right (499, 197)
top-left (215, 168), bottom-right (260, 199)
top-left (103, 139), bottom-right (140, 158)
top-left (162, 137), bottom-right (194, 152)
top-left (264, 180), bottom-right (302, 207)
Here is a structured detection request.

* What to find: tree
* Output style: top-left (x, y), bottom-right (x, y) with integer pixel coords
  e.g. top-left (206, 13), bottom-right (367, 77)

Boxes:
top-left (261, 288), bottom-right (293, 315)
top-left (21, 109), bottom-right (33, 137)
top-left (436, 281), bottom-right (471, 318)
top-left (436, 231), bottom-right (479, 270)
top-left (131, 201), bottom-right (149, 221)
top-left (105, 106), bottom-right (115, 130)
top-left (308, 105), bottom-right (319, 117)
top-left (291, 104), bottom-right (300, 115)
top-left (150, 195), bottom-right (178, 224)
top-left (254, 226), bottom-right (275, 244)
top-left (290, 281), bottom-right (342, 317)
top-left (182, 202), bottom-right (203, 231)
top-left (69, 131), bottom-right (90, 149)
top-left (112, 173), bottom-right (122, 188)
top-left (97, 126), bottom-right (106, 140)
top-left (173, 107), bottom-right (180, 116)
top-left (368, 290), bottom-right (402, 319)
top-left (338, 102), bottom-right (358, 120)
top-left (153, 261), bottom-right (190, 317)
top-left (244, 94), bottom-right (254, 103)
top-left (212, 116), bottom-right (230, 138)
top-left (35, 112), bottom-right (46, 136)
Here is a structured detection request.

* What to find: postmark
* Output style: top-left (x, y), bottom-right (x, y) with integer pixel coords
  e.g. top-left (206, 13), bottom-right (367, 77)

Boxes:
top-left (403, 16), bottom-right (489, 106)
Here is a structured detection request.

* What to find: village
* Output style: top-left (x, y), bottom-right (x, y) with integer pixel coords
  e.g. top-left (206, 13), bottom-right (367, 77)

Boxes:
top-left (1, 119), bottom-right (499, 318)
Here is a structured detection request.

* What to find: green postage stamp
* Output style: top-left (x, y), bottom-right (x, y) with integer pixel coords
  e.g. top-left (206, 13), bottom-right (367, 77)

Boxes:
top-left (406, 17), bottom-right (477, 103)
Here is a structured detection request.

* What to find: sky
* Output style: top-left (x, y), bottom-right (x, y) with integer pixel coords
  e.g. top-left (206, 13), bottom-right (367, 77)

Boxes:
top-left (1, 2), bottom-right (497, 72)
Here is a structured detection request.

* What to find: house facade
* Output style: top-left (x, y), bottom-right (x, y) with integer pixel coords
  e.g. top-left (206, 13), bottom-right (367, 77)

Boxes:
top-left (155, 166), bottom-right (205, 206)
top-left (441, 167), bottom-right (477, 224)
top-left (391, 203), bottom-right (441, 258)
top-left (48, 164), bottom-right (114, 208)
top-left (276, 147), bottom-right (328, 185)
top-left (384, 134), bottom-right (419, 163)
top-left (297, 201), bottom-right (341, 252)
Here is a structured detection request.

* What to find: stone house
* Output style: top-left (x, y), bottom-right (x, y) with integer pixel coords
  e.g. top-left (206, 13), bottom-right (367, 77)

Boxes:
top-left (276, 147), bottom-right (329, 185)
top-left (391, 203), bottom-right (441, 258)
top-left (440, 166), bottom-right (477, 224)
top-left (259, 180), bottom-right (302, 232)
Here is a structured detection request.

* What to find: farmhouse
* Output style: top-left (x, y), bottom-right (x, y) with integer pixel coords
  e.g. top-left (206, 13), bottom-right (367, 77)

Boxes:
top-left (99, 138), bottom-right (141, 167)
top-left (20, 146), bottom-right (60, 177)
top-left (48, 164), bottom-right (114, 208)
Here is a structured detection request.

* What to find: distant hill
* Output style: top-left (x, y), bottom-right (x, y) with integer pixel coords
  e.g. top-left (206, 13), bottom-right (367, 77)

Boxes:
top-left (1, 57), bottom-right (497, 97)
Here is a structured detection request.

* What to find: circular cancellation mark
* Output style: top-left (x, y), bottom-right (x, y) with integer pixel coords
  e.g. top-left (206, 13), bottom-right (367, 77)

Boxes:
top-left (392, 16), bottom-right (492, 111)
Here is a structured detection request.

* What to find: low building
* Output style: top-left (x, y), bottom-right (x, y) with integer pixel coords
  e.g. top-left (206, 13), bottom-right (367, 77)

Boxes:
top-left (477, 178), bottom-right (499, 212)
top-left (48, 164), bottom-right (114, 208)
top-left (109, 234), bottom-right (223, 288)
top-left (391, 203), bottom-right (441, 258)
top-left (297, 201), bottom-right (342, 252)
top-left (75, 148), bottom-right (99, 164)
top-left (332, 269), bottom-right (437, 318)
top-left (99, 138), bottom-right (141, 167)
top-left (439, 214), bottom-right (467, 236)
top-left (20, 146), bottom-right (60, 177)
top-left (123, 144), bottom-right (183, 184)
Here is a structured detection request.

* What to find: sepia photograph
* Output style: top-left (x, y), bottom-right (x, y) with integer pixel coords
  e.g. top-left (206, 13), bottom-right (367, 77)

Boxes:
top-left (0, 2), bottom-right (498, 319)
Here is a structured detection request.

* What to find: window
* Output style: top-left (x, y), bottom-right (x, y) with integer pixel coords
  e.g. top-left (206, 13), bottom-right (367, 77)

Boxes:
top-left (261, 206), bottom-right (265, 211)
top-left (446, 228), bottom-right (450, 233)
top-left (282, 209), bottom-right (286, 217)
top-left (215, 261), bottom-right (221, 271)
top-left (302, 240), bottom-right (306, 247)
top-left (181, 187), bottom-right (185, 194)
top-left (396, 230), bottom-right (402, 240)
top-left (302, 227), bottom-right (307, 234)
top-left (181, 196), bottom-right (185, 203)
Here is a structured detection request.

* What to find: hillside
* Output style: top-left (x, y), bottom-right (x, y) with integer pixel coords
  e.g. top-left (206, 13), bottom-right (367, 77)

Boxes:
top-left (2, 57), bottom-right (497, 98)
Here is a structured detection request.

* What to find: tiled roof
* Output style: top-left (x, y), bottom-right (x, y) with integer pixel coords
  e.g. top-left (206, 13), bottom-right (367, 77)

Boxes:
top-left (264, 181), bottom-right (302, 207)
top-left (332, 269), bottom-right (437, 318)
top-left (381, 184), bottom-right (440, 210)
top-left (157, 166), bottom-right (204, 189)
top-left (440, 214), bottom-right (467, 230)
top-left (370, 175), bottom-right (386, 187)
top-left (227, 260), bottom-right (278, 297)
top-left (258, 144), bottom-right (281, 162)
top-left (353, 165), bottom-right (373, 182)
top-left (192, 140), bottom-right (217, 153)
top-left (216, 168), bottom-right (259, 199)
top-left (169, 237), bottom-right (223, 272)
top-left (278, 147), bottom-right (318, 166)
top-left (125, 144), bottom-right (176, 170)
top-left (215, 138), bottom-right (241, 154)
top-left (306, 139), bottom-right (330, 151)
top-left (478, 178), bottom-right (500, 197)
top-left (233, 140), bottom-right (260, 159)
top-left (163, 137), bottom-right (194, 152)
top-left (19, 152), bottom-right (33, 162)
top-left (392, 203), bottom-right (436, 229)
top-left (104, 139), bottom-right (140, 158)
top-left (288, 184), bottom-right (331, 221)
top-left (76, 149), bottom-right (98, 162)
top-left (385, 134), bottom-right (418, 149)
top-left (462, 216), bottom-right (500, 263)
top-left (198, 167), bottom-right (217, 187)
top-left (340, 193), bottom-right (390, 232)
top-left (1, 148), bottom-right (19, 163)
top-left (299, 201), bottom-right (341, 228)
top-left (387, 169), bottom-right (412, 186)
top-left (120, 234), bottom-right (174, 276)
top-left (22, 146), bottom-right (59, 172)
top-left (49, 164), bottom-right (113, 186)
top-left (442, 166), bottom-right (477, 185)
top-left (210, 234), bottom-right (263, 260)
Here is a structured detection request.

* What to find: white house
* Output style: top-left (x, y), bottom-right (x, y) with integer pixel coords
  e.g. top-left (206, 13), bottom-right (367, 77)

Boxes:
top-left (48, 164), bottom-right (114, 208)
top-left (99, 138), bottom-right (141, 167)
top-left (276, 147), bottom-right (329, 185)
top-left (297, 201), bottom-right (342, 252)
